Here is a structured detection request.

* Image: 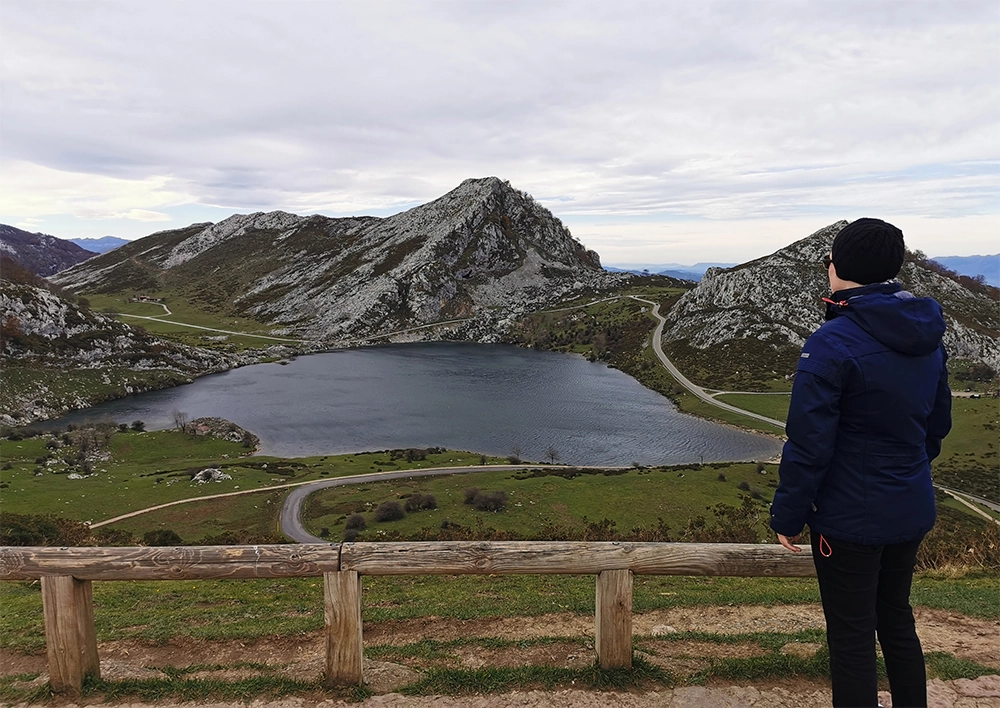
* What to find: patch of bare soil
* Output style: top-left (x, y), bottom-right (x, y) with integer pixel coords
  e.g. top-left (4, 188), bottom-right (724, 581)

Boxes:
top-left (2, 604), bottom-right (997, 707)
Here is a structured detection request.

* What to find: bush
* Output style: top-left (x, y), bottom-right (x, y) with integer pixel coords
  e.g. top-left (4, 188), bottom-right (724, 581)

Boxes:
top-left (142, 529), bottom-right (183, 546)
top-left (473, 490), bottom-right (507, 512)
top-left (737, 480), bottom-right (751, 491)
top-left (404, 494), bottom-right (437, 512)
top-left (118, 423), bottom-right (129, 433)
top-left (345, 514), bottom-right (367, 531)
top-left (131, 420), bottom-right (146, 432)
top-left (374, 501), bottom-right (405, 522)
top-left (344, 529), bottom-right (360, 542)
top-left (717, 473), bottom-right (727, 482)
top-left (0, 513), bottom-right (91, 546)
top-left (463, 487), bottom-right (481, 504)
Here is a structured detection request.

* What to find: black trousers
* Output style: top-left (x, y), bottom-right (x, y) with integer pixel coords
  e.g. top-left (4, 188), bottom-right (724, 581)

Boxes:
top-left (812, 533), bottom-right (927, 708)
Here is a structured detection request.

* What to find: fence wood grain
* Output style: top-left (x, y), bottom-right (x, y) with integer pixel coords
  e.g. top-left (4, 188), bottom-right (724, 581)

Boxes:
top-left (324, 571), bottom-right (363, 686)
top-left (596, 569), bottom-right (632, 669)
top-left (0, 544), bottom-right (340, 581)
top-left (41, 576), bottom-right (100, 694)
top-left (340, 542), bottom-right (816, 576)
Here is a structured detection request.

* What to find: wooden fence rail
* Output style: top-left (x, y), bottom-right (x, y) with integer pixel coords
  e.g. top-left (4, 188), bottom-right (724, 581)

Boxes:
top-left (0, 542), bottom-right (815, 694)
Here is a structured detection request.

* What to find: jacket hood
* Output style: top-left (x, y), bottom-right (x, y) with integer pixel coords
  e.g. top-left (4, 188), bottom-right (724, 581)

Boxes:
top-left (828, 282), bottom-right (946, 356)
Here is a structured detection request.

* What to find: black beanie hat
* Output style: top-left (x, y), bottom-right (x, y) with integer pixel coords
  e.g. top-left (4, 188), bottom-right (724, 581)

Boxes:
top-left (831, 218), bottom-right (905, 285)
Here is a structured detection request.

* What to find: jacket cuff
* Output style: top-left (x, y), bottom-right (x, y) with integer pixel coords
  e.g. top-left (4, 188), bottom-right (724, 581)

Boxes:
top-left (769, 515), bottom-right (803, 538)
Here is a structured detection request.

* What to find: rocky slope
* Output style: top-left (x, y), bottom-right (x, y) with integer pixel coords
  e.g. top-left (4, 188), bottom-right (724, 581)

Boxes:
top-left (0, 279), bottom-right (237, 426)
top-left (660, 222), bottom-right (1000, 390)
top-left (53, 178), bottom-right (621, 343)
top-left (0, 224), bottom-right (97, 276)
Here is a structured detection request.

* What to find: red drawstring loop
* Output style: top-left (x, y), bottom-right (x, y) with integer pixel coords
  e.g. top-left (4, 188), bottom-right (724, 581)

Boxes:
top-left (819, 534), bottom-right (832, 557)
top-left (822, 297), bottom-right (849, 307)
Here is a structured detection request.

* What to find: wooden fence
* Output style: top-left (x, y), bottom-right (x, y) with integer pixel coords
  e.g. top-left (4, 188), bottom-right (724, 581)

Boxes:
top-left (0, 541), bottom-right (815, 695)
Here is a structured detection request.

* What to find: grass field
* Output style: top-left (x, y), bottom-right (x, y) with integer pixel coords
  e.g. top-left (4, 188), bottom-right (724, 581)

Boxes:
top-left (302, 462), bottom-right (776, 542)
top-left (83, 292), bottom-right (304, 350)
top-left (1, 571), bottom-right (997, 653)
top-left (0, 429), bottom-right (505, 537)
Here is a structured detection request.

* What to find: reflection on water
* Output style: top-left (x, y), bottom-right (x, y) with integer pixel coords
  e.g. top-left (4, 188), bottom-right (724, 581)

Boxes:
top-left (56, 343), bottom-right (782, 466)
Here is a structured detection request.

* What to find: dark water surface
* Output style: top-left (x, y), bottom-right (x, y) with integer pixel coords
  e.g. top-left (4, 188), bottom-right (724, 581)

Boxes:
top-left (57, 343), bottom-right (782, 465)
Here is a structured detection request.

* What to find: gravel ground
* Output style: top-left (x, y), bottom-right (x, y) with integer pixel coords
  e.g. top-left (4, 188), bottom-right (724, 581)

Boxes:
top-left (3, 676), bottom-right (1000, 708)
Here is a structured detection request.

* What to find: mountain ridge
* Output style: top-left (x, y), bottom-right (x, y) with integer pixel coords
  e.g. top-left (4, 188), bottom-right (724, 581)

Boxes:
top-left (660, 222), bottom-right (1000, 390)
top-left (53, 177), bottom-right (620, 343)
top-left (0, 224), bottom-right (96, 276)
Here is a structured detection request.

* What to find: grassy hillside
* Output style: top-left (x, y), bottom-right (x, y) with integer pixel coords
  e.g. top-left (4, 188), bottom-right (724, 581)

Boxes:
top-left (83, 292), bottom-right (304, 351)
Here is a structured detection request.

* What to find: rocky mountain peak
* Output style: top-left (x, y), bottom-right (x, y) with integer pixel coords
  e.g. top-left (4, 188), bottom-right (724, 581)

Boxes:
top-left (661, 221), bottom-right (999, 389)
top-left (52, 179), bottom-right (617, 342)
top-left (0, 224), bottom-right (97, 276)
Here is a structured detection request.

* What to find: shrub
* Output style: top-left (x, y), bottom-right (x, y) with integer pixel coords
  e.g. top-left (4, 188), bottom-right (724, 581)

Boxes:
top-left (130, 420), bottom-right (146, 432)
top-left (404, 494), bottom-right (437, 512)
top-left (374, 501), bottom-right (405, 522)
top-left (717, 473), bottom-right (727, 482)
top-left (473, 490), bottom-right (507, 512)
top-left (1, 462), bottom-right (11, 470)
top-left (0, 513), bottom-right (91, 546)
top-left (142, 529), bottom-right (183, 546)
top-left (463, 487), bottom-right (481, 505)
top-left (345, 514), bottom-right (367, 531)
top-left (34, 457), bottom-right (46, 465)
top-left (737, 480), bottom-right (751, 491)
top-left (344, 529), bottom-right (360, 542)
top-left (118, 423), bottom-right (129, 433)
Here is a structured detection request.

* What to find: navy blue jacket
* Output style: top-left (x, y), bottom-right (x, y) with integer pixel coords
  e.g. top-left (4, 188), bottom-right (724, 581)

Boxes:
top-left (769, 282), bottom-right (952, 545)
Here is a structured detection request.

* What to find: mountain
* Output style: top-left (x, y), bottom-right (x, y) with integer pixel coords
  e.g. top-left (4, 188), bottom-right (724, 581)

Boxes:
top-left (52, 178), bottom-right (619, 342)
top-left (66, 236), bottom-right (131, 254)
top-left (0, 260), bottom-right (236, 426)
top-left (659, 222), bottom-right (1000, 390)
top-left (930, 255), bottom-right (1000, 288)
top-left (605, 262), bottom-right (736, 281)
top-left (0, 224), bottom-right (97, 276)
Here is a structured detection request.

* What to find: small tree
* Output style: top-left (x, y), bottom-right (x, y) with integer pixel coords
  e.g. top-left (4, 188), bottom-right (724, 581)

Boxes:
top-left (172, 409), bottom-right (189, 433)
top-left (508, 445), bottom-right (522, 464)
top-left (544, 446), bottom-right (561, 464)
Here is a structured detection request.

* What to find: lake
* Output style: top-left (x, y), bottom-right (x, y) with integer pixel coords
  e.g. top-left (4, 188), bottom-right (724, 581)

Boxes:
top-left (56, 343), bottom-right (783, 466)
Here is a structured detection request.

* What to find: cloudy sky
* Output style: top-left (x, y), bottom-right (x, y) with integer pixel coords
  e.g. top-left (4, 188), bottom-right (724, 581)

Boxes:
top-left (2, 1), bottom-right (997, 265)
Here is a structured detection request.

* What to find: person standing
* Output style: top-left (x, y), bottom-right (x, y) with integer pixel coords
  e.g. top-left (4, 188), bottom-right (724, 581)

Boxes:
top-left (769, 218), bottom-right (952, 708)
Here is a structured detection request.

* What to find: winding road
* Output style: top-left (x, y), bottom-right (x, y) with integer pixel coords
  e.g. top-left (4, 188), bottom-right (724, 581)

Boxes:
top-left (279, 464), bottom-right (595, 543)
top-left (629, 296), bottom-right (786, 429)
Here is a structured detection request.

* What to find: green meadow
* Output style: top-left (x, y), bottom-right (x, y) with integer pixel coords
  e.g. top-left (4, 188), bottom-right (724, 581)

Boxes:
top-left (83, 292), bottom-right (304, 350)
top-left (301, 462), bottom-right (775, 541)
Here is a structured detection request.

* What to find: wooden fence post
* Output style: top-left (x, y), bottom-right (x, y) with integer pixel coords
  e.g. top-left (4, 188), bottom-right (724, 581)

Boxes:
top-left (595, 568), bottom-right (632, 669)
top-left (323, 570), bottom-right (363, 686)
top-left (40, 575), bottom-right (100, 694)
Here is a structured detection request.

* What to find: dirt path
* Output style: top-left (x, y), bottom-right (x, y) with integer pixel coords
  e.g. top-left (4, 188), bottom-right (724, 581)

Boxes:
top-left (3, 605), bottom-right (997, 707)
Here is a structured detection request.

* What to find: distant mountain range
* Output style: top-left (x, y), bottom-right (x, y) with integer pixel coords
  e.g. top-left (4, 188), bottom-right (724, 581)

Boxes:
top-left (605, 263), bottom-right (736, 281)
top-left (930, 254), bottom-right (999, 288)
top-left (0, 224), bottom-right (96, 276)
top-left (4, 183), bottom-right (997, 425)
top-left (66, 236), bottom-right (130, 254)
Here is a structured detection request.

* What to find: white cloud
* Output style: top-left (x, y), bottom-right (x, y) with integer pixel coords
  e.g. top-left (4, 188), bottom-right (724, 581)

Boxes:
top-left (0, 0), bottom-right (997, 258)
top-left (0, 160), bottom-right (194, 220)
top-left (108, 209), bottom-right (171, 222)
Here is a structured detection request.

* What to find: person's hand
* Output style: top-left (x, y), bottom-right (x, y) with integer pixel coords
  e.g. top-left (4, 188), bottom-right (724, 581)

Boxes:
top-left (777, 534), bottom-right (801, 552)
